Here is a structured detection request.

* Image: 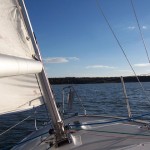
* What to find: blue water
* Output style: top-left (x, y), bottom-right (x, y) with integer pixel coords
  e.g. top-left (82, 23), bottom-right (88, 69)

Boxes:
top-left (1, 82), bottom-right (150, 149)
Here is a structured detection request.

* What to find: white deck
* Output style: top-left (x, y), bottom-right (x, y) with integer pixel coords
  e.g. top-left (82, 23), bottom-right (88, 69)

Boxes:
top-left (12, 115), bottom-right (150, 150)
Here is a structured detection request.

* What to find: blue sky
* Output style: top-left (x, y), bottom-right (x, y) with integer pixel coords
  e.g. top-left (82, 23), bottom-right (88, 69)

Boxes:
top-left (25, 0), bottom-right (150, 77)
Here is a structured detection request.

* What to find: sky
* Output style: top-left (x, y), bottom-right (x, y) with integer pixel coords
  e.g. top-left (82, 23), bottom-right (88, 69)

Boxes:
top-left (25, 0), bottom-right (150, 77)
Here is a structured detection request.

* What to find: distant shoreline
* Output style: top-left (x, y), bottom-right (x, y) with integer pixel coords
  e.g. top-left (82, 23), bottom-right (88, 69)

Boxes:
top-left (49, 76), bottom-right (150, 85)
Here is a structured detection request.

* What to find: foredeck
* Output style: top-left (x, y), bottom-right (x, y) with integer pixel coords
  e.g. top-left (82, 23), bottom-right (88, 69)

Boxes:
top-left (13, 115), bottom-right (150, 150)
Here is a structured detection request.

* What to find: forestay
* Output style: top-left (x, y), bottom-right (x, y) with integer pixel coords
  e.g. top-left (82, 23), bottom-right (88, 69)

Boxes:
top-left (0, 0), bottom-right (44, 114)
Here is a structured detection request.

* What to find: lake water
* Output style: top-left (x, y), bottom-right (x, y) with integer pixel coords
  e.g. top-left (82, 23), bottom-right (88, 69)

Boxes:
top-left (1, 82), bottom-right (150, 149)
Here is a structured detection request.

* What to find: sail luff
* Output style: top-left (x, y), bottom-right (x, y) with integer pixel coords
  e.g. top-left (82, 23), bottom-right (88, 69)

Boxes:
top-left (18, 0), bottom-right (64, 132)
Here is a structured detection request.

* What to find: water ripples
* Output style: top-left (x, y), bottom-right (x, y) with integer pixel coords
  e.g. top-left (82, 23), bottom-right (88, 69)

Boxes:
top-left (1, 82), bottom-right (150, 149)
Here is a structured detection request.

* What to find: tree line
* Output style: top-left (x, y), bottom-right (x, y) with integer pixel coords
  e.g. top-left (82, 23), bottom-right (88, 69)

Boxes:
top-left (48, 76), bottom-right (150, 85)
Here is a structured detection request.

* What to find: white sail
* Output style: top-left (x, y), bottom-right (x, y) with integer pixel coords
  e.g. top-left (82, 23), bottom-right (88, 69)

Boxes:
top-left (0, 75), bottom-right (43, 114)
top-left (0, 0), bottom-right (65, 140)
top-left (0, 0), bottom-right (44, 114)
top-left (0, 0), bottom-right (35, 58)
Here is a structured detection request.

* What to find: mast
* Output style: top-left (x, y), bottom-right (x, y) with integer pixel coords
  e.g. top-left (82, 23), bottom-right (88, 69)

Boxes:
top-left (17, 0), bottom-right (68, 145)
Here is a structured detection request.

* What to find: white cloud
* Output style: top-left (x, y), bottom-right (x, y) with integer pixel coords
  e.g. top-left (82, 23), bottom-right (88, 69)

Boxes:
top-left (134, 63), bottom-right (150, 67)
top-left (117, 69), bottom-right (132, 73)
top-left (86, 65), bottom-right (115, 69)
top-left (67, 57), bottom-right (79, 61)
top-left (142, 26), bottom-right (147, 29)
top-left (127, 25), bottom-right (148, 30)
top-left (43, 57), bottom-right (68, 63)
top-left (43, 57), bottom-right (79, 64)
top-left (127, 26), bottom-right (135, 30)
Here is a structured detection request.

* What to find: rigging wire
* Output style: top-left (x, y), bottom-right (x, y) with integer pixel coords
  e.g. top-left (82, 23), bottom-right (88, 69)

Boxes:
top-left (71, 86), bottom-right (86, 114)
top-left (95, 0), bottom-right (150, 102)
top-left (0, 106), bottom-right (50, 137)
top-left (62, 86), bottom-right (86, 115)
top-left (0, 115), bottom-right (31, 137)
top-left (13, 124), bottom-right (150, 148)
top-left (69, 112), bottom-right (150, 127)
top-left (13, 126), bottom-right (150, 147)
top-left (130, 0), bottom-right (150, 63)
top-left (12, 113), bottom-right (150, 147)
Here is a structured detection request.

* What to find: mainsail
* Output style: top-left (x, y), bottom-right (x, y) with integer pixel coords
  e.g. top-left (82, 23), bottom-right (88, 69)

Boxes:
top-left (0, 0), bottom-right (66, 143)
top-left (0, 0), bottom-right (43, 114)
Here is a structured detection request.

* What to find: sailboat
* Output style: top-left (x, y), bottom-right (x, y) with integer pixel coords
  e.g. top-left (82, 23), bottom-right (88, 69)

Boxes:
top-left (1, 0), bottom-right (150, 149)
